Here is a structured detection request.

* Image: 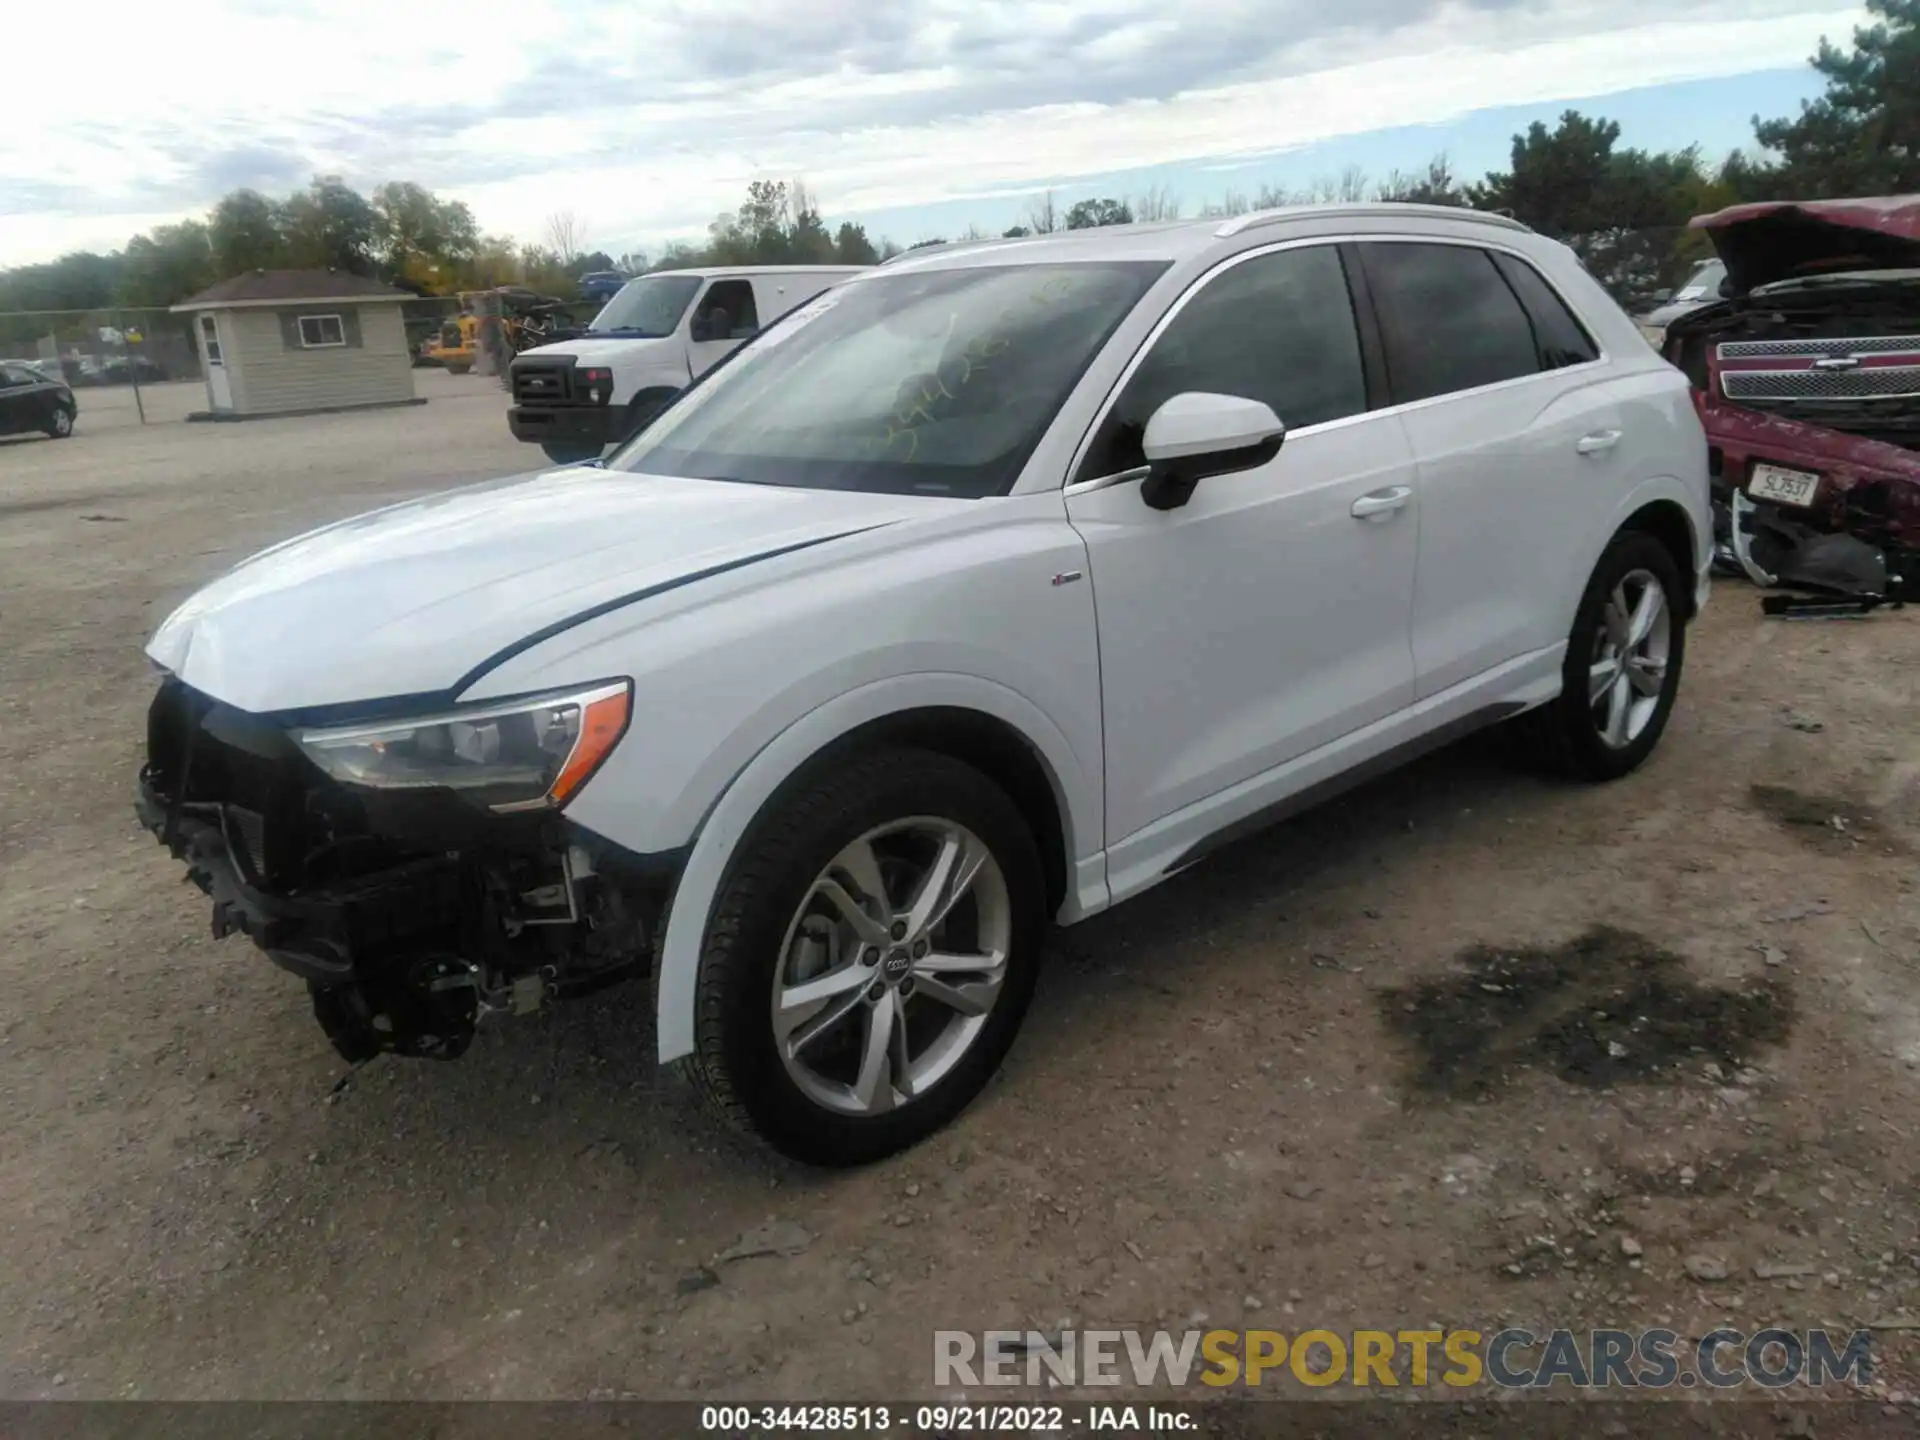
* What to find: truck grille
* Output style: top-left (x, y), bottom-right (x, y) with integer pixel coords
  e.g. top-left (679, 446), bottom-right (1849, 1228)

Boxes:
top-left (1717, 334), bottom-right (1920, 360)
top-left (1716, 333), bottom-right (1920, 405)
top-left (1722, 364), bottom-right (1920, 403)
top-left (511, 361), bottom-right (575, 406)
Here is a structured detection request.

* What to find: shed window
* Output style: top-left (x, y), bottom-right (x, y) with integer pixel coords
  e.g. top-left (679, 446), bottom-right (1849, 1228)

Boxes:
top-left (297, 314), bottom-right (347, 348)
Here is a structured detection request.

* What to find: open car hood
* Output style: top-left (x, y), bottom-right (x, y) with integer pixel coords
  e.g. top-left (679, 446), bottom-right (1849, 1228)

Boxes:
top-left (1691, 196), bottom-right (1920, 295)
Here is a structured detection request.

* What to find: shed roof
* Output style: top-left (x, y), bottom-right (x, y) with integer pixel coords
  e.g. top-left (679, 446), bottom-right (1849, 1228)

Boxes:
top-left (172, 269), bottom-right (412, 311)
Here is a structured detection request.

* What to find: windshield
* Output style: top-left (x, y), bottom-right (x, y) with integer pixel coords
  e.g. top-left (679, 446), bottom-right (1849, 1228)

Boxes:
top-left (588, 274), bottom-right (702, 336)
top-left (609, 261), bottom-right (1166, 498)
top-left (1675, 260), bottom-right (1727, 300)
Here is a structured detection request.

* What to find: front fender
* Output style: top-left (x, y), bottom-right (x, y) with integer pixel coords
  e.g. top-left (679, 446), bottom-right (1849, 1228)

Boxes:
top-left (651, 673), bottom-right (1105, 1065)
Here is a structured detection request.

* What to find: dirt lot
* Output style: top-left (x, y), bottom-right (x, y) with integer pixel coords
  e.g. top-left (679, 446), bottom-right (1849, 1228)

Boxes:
top-left (2, 377), bottom-right (1918, 1409)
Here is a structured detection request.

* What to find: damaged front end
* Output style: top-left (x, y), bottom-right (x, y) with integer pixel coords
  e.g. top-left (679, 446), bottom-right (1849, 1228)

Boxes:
top-left (137, 676), bottom-right (667, 1063)
top-left (1667, 198), bottom-right (1920, 614)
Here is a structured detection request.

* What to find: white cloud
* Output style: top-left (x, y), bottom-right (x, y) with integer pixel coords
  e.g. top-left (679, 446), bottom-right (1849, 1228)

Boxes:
top-left (2, 0), bottom-right (1866, 265)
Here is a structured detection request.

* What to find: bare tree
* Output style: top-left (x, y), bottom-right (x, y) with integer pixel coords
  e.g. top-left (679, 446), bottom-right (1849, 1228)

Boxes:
top-left (1336, 164), bottom-right (1370, 203)
top-left (1200, 188), bottom-right (1252, 218)
top-left (1132, 185), bottom-right (1181, 222)
top-left (544, 208), bottom-right (586, 261)
top-left (1025, 189), bottom-right (1060, 235)
top-left (1252, 182), bottom-right (1294, 209)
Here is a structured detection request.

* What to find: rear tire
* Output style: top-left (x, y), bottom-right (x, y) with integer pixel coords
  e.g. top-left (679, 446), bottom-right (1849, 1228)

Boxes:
top-left (681, 748), bottom-right (1045, 1166)
top-left (444, 362), bottom-right (471, 376)
top-left (1515, 531), bottom-right (1687, 781)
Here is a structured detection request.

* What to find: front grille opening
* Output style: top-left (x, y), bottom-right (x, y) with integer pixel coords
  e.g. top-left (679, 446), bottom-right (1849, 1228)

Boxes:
top-left (1722, 365), bottom-right (1920, 403)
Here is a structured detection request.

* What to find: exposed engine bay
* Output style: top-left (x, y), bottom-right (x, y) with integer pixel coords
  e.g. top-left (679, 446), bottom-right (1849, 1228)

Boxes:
top-left (137, 678), bottom-right (664, 1063)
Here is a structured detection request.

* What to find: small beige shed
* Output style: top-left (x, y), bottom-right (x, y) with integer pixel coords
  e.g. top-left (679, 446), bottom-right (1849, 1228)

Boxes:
top-left (172, 269), bottom-right (421, 420)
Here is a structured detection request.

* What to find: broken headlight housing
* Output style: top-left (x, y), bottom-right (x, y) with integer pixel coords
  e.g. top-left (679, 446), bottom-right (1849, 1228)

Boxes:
top-left (292, 680), bottom-right (631, 813)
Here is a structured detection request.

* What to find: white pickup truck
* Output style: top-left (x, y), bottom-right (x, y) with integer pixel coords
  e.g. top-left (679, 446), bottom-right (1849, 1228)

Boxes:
top-left (506, 264), bottom-right (867, 461)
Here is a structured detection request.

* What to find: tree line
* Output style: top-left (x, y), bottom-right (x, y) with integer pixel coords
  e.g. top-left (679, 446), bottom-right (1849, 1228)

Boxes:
top-left (3, 0), bottom-right (1913, 317)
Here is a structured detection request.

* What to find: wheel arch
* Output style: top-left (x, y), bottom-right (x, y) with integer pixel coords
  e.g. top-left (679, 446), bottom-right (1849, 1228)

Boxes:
top-left (653, 680), bottom-right (1099, 1064)
top-left (1615, 497), bottom-right (1700, 617)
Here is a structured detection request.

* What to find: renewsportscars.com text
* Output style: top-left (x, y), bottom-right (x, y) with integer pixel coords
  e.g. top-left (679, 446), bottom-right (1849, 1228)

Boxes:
top-left (934, 1326), bottom-right (1873, 1389)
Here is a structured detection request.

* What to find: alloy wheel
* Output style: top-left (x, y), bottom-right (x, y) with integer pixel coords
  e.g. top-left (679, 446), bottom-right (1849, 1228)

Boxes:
top-left (1588, 567), bottom-right (1671, 750)
top-left (770, 817), bottom-right (1010, 1117)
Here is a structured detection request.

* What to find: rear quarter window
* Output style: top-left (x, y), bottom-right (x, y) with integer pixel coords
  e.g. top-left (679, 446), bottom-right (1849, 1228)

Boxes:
top-left (1490, 253), bottom-right (1601, 369)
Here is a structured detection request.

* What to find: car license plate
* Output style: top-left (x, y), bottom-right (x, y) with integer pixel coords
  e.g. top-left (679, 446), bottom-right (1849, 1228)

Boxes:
top-left (1748, 463), bottom-right (1821, 508)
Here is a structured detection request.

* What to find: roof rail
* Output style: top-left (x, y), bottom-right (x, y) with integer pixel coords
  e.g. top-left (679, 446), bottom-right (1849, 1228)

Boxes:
top-left (1213, 202), bottom-right (1532, 239)
top-left (878, 237), bottom-right (1023, 267)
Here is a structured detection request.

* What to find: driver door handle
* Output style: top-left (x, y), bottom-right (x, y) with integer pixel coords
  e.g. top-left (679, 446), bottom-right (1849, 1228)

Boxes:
top-left (1576, 429), bottom-right (1622, 456)
top-left (1350, 485), bottom-right (1412, 520)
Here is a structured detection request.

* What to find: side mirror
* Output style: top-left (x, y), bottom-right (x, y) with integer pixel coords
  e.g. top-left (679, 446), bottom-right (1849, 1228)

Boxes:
top-left (1139, 392), bottom-right (1286, 511)
top-left (689, 316), bottom-right (714, 342)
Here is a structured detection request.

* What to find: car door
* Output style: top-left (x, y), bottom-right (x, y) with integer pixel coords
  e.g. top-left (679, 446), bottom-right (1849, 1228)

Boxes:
top-left (1065, 241), bottom-right (1419, 856)
top-left (1355, 240), bottom-right (1617, 699)
top-left (685, 277), bottom-right (760, 379)
top-left (0, 365), bottom-right (29, 435)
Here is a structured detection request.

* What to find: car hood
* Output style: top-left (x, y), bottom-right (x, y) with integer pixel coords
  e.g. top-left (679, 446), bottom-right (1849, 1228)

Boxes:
top-left (1691, 196), bottom-right (1920, 294)
top-left (522, 336), bottom-right (677, 364)
top-left (147, 467), bottom-right (964, 715)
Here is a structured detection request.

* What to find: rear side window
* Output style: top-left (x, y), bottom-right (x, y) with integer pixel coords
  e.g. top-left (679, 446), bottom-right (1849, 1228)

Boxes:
top-left (1491, 253), bottom-right (1600, 369)
top-left (1360, 242), bottom-right (1540, 403)
top-left (1080, 244), bottom-right (1367, 479)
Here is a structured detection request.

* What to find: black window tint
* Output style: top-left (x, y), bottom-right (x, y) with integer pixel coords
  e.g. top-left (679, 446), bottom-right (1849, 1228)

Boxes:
top-left (1492, 253), bottom-right (1599, 369)
top-left (1081, 245), bottom-right (1366, 479)
top-left (1362, 243), bottom-right (1540, 403)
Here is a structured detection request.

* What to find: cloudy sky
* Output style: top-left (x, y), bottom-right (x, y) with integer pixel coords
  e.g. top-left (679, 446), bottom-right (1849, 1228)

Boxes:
top-left (2, 0), bottom-right (1864, 268)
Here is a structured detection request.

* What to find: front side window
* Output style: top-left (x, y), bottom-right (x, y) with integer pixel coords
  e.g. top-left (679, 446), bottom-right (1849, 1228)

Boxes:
top-left (1080, 244), bottom-right (1368, 480)
top-left (693, 279), bottom-right (759, 340)
top-left (587, 274), bottom-right (702, 337)
top-left (612, 261), bottom-right (1166, 498)
top-left (1361, 242), bottom-right (1541, 404)
top-left (298, 314), bottom-right (346, 348)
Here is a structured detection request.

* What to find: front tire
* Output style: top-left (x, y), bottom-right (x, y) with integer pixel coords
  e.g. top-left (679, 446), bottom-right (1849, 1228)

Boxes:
top-left (1517, 531), bottom-right (1687, 780)
top-left (540, 441), bottom-right (603, 465)
top-left (683, 748), bottom-right (1045, 1166)
top-left (45, 405), bottom-right (74, 439)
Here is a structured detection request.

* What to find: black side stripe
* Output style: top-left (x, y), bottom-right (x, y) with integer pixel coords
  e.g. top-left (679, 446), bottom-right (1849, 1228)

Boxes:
top-left (450, 525), bottom-right (887, 697)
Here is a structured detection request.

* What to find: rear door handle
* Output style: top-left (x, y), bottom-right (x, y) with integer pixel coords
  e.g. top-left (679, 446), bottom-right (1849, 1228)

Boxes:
top-left (1350, 485), bottom-right (1412, 520)
top-left (1575, 429), bottom-right (1622, 456)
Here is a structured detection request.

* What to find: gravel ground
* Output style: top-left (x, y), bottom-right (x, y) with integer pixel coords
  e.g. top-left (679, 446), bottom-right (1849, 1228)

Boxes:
top-left (2, 376), bottom-right (1918, 1408)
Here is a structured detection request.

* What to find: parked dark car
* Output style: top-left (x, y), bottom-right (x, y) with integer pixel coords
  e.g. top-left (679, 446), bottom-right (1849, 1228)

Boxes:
top-left (578, 270), bottom-right (627, 304)
top-left (1663, 197), bottom-right (1920, 590)
top-left (0, 361), bottom-right (77, 440)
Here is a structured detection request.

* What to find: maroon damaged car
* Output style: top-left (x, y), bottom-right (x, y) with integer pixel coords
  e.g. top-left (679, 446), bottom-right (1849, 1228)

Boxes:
top-left (1664, 196), bottom-right (1920, 598)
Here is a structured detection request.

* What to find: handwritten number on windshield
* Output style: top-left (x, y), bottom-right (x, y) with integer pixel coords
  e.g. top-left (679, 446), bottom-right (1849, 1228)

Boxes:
top-left (876, 274), bottom-right (1081, 460)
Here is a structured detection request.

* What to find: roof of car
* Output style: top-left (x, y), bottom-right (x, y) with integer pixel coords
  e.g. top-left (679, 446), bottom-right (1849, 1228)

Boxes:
top-left (644, 265), bottom-right (870, 279)
top-left (873, 204), bottom-right (1533, 272)
top-left (172, 268), bottom-right (413, 311)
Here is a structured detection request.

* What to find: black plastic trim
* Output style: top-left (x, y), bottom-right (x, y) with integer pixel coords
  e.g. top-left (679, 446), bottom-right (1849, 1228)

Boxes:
top-left (1164, 702), bottom-right (1525, 874)
top-left (1337, 243), bottom-right (1392, 413)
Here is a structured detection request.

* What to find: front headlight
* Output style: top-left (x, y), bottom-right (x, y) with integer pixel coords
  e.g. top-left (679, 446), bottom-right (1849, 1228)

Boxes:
top-left (292, 680), bottom-right (631, 813)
